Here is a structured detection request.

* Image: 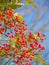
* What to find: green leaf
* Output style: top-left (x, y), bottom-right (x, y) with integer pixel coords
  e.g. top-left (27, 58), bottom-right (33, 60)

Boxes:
top-left (18, 15), bottom-right (24, 22)
top-left (35, 54), bottom-right (47, 65)
top-left (0, 1), bottom-right (24, 11)
top-left (15, 43), bottom-right (21, 49)
top-left (32, 3), bottom-right (37, 8)
top-left (26, 0), bottom-right (36, 8)
top-left (15, 33), bottom-right (20, 38)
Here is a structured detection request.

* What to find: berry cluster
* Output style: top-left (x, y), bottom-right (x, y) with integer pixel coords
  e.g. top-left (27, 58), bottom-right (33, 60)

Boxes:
top-left (0, 8), bottom-right (46, 65)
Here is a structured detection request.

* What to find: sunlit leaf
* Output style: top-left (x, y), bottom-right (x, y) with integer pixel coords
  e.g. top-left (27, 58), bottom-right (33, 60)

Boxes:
top-left (35, 54), bottom-right (47, 65)
top-left (18, 15), bottom-right (24, 22)
top-left (26, 0), bottom-right (36, 8)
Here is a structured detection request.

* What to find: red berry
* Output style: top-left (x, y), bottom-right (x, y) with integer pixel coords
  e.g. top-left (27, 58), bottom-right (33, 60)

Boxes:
top-left (30, 44), bottom-right (35, 49)
top-left (4, 21), bottom-right (8, 24)
top-left (38, 44), bottom-right (45, 50)
top-left (40, 38), bottom-right (44, 42)
top-left (16, 16), bottom-right (20, 22)
top-left (0, 28), bottom-right (4, 34)
top-left (10, 22), bottom-right (15, 27)
top-left (41, 46), bottom-right (45, 50)
top-left (0, 46), bottom-right (3, 51)
top-left (38, 44), bottom-right (42, 48)
top-left (4, 11), bottom-right (8, 14)
top-left (0, 24), bottom-right (2, 26)
top-left (42, 34), bottom-right (46, 37)
top-left (6, 43), bottom-right (10, 47)
top-left (37, 32), bottom-right (41, 37)
top-left (26, 62), bottom-right (31, 65)
top-left (22, 20), bottom-right (25, 24)
top-left (8, 8), bottom-right (12, 11)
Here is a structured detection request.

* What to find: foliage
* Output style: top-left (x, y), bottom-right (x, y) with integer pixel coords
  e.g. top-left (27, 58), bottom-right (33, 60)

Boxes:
top-left (26, 0), bottom-right (36, 8)
top-left (0, 0), bottom-right (23, 12)
top-left (35, 54), bottom-right (47, 65)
